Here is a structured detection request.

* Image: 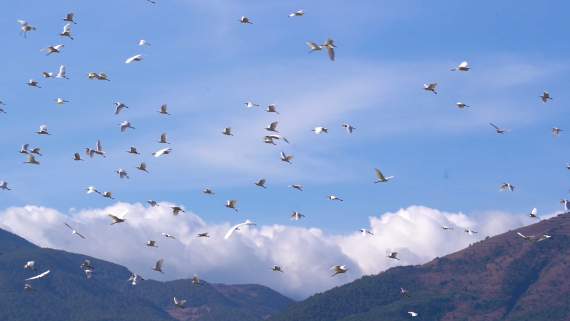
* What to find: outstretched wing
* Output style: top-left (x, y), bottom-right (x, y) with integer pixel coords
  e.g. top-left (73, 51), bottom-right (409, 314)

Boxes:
top-left (25, 270), bottom-right (50, 281)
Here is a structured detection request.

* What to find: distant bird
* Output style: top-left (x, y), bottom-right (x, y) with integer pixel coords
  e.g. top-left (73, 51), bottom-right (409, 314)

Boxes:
top-left (102, 191), bottom-right (114, 200)
top-left (55, 98), bottom-right (69, 105)
top-left (271, 265), bottom-right (284, 273)
top-left (151, 259), bottom-right (164, 274)
top-left (490, 123), bottom-right (511, 134)
top-left (55, 65), bottom-right (69, 79)
top-left (146, 240), bottom-right (158, 248)
top-left (0, 108), bottom-right (5, 114)
top-left (62, 13), bottom-right (76, 24)
top-left (173, 297), bottom-right (186, 308)
top-left (254, 179), bottom-right (266, 188)
top-left (24, 261), bottom-right (37, 270)
top-left (499, 183), bottom-right (514, 192)
top-left (0, 181), bottom-right (11, 191)
top-left (43, 71), bottom-right (53, 78)
top-left (517, 232), bottom-right (534, 242)
top-left (128, 274), bottom-right (144, 285)
top-left (0, 100), bottom-right (5, 105)
top-left (115, 169), bottom-right (130, 179)
top-left (25, 270), bottom-right (50, 281)
top-left (528, 208), bottom-right (540, 219)
top-left (560, 199), bottom-right (570, 211)
top-left (86, 186), bottom-right (101, 194)
top-left (84, 270), bottom-right (96, 279)
top-left (192, 274), bottom-right (204, 285)
top-left (464, 229), bottom-right (477, 235)
top-left (441, 226), bottom-right (454, 230)
top-left (139, 39), bottom-right (151, 45)
top-left (450, 61), bottom-right (470, 71)
top-left (118, 121), bottom-right (135, 133)
top-left (41, 45), bottom-right (64, 56)
top-left (239, 16), bottom-right (252, 24)
top-left (312, 127), bottom-right (328, 134)
top-left (136, 162), bottom-right (148, 173)
top-left (147, 200), bottom-right (159, 207)
top-left (359, 229), bottom-right (373, 236)
top-left (341, 124), bottom-right (356, 133)
top-left (280, 151), bottom-right (294, 164)
top-left (423, 83), bottom-right (437, 94)
top-left (23, 154), bottom-right (40, 165)
top-left (266, 104), bottom-right (280, 114)
top-left (64, 223), bottom-right (85, 239)
top-left (30, 147), bottom-right (42, 156)
top-left (86, 72), bottom-right (110, 81)
top-left (330, 265), bottom-right (349, 277)
top-left (36, 125), bottom-right (50, 135)
top-left (19, 144), bottom-right (29, 154)
top-left (157, 104), bottom-right (170, 115)
top-left (125, 54), bottom-right (145, 64)
top-left (27, 79), bottom-right (41, 88)
top-left (374, 168), bottom-right (393, 183)
top-left (17, 20), bottom-right (36, 38)
top-left (199, 189), bottom-right (213, 196)
top-left (91, 140), bottom-right (107, 158)
top-left (222, 127), bottom-right (234, 136)
top-left (322, 38), bottom-right (336, 61)
top-left (225, 199), bottom-right (238, 212)
top-left (24, 284), bottom-right (37, 291)
top-left (289, 184), bottom-right (303, 191)
top-left (108, 211), bottom-right (128, 225)
top-left (170, 206), bottom-right (185, 216)
top-left (126, 146), bottom-right (139, 155)
top-left (263, 135), bottom-right (289, 144)
top-left (244, 102), bottom-right (259, 107)
top-left (456, 102), bottom-right (469, 108)
top-left (289, 10), bottom-right (305, 17)
top-left (224, 220), bottom-right (256, 239)
top-left (157, 132), bottom-right (170, 144)
top-left (114, 102), bottom-right (129, 115)
top-left (59, 23), bottom-right (73, 40)
top-left (552, 127), bottom-right (563, 136)
top-left (290, 211), bottom-right (305, 220)
top-left (162, 233), bottom-right (176, 239)
top-left (539, 91), bottom-right (553, 104)
top-left (327, 195), bottom-right (343, 201)
top-left (196, 232), bottom-right (210, 238)
top-left (538, 235), bottom-right (552, 241)
top-left (266, 122), bottom-right (279, 133)
top-left (400, 287), bottom-right (410, 297)
top-left (152, 148), bottom-right (172, 157)
top-left (306, 41), bottom-right (323, 54)
top-left (408, 312), bottom-right (419, 317)
top-left (388, 252), bottom-right (400, 260)
top-left (80, 260), bottom-right (94, 269)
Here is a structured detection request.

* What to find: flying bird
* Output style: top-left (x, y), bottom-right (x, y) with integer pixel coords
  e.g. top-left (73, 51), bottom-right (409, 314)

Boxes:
top-left (238, 16), bottom-right (252, 24)
top-left (151, 259), bottom-right (164, 274)
top-left (108, 211), bottom-right (128, 225)
top-left (84, 270), bottom-right (96, 279)
top-left (374, 168), bottom-right (393, 183)
top-left (55, 98), bottom-right (69, 105)
top-left (560, 199), bottom-right (570, 211)
top-left (114, 102), bottom-right (129, 115)
top-left (359, 229), bottom-right (373, 236)
top-left (157, 104), bottom-right (170, 115)
top-left (102, 191), bottom-right (114, 200)
top-left (162, 233), bottom-right (176, 239)
top-left (72, 152), bottom-right (83, 161)
top-left (24, 284), bottom-right (37, 291)
top-left (538, 235), bottom-right (552, 241)
top-left (27, 80), bottom-right (41, 88)
top-left (408, 312), bottom-right (419, 317)
top-left (456, 102), bottom-right (469, 108)
top-left (327, 195), bottom-right (343, 201)
top-left (423, 83), bottom-right (437, 94)
top-left (192, 274), bottom-right (204, 285)
top-left (41, 45), bottom-right (64, 56)
top-left (322, 38), bottom-right (336, 61)
top-left (388, 252), bottom-right (400, 260)
top-left (136, 162), bottom-right (148, 173)
top-left (271, 265), bottom-right (284, 273)
top-left (499, 183), bottom-right (514, 192)
top-left (450, 61), bottom-right (470, 71)
top-left (152, 148), bottom-right (172, 157)
top-left (36, 125), bottom-right (50, 135)
top-left (30, 147), bottom-right (42, 156)
top-left (490, 123), bottom-right (511, 134)
top-left (263, 135), bottom-right (289, 144)
top-left (24, 261), bottom-right (37, 270)
top-left (43, 71), bottom-right (53, 78)
top-left (224, 220), bottom-right (256, 239)
top-left (115, 169), bottom-right (130, 179)
top-left (266, 104), bottom-right (280, 114)
top-left (400, 287), bottom-right (410, 297)
top-left (464, 229), bottom-right (477, 235)
top-left (59, 23), bottom-right (73, 40)
top-left (23, 154), bottom-right (40, 165)
top-left (290, 211), bottom-right (305, 220)
top-left (128, 274), bottom-right (144, 285)
top-left (517, 232), bottom-right (534, 242)
top-left (80, 260), bottom-right (94, 269)
top-left (86, 186), bottom-right (101, 194)
top-left (528, 208), bottom-right (540, 219)
top-left (146, 240), bottom-right (158, 248)
top-left (306, 41), bottom-right (323, 54)
top-left (289, 10), bottom-right (305, 17)
top-left (174, 297), bottom-right (186, 308)
top-left (126, 146), bottom-right (139, 155)
top-left (254, 179), bottom-right (267, 188)
top-left (266, 122), bottom-right (279, 133)
top-left (289, 184), bottom-right (303, 191)
top-left (147, 200), bottom-right (159, 207)
top-left (17, 20), bottom-right (36, 38)
top-left (19, 144), bottom-right (29, 154)
top-left (221, 127), bottom-right (233, 136)
top-left (139, 40), bottom-right (150, 45)
top-left (312, 127), bottom-right (328, 134)
top-left (196, 232), bottom-right (210, 238)
top-left (55, 65), bottom-right (69, 79)
top-left (203, 188), bottom-right (215, 195)
top-left (225, 199), bottom-right (238, 212)
top-left (170, 206), bottom-right (185, 216)
top-left (0, 181), bottom-right (11, 191)
top-left (341, 124), bottom-right (356, 133)
top-left (552, 127), bottom-right (563, 136)
top-left (62, 13), bottom-right (76, 24)
top-left (25, 270), bottom-right (50, 281)
top-left (86, 72), bottom-right (110, 81)
top-left (64, 223), bottom-right (85, 239)
top-left (539, 91), bottom-right (553, 104)
top-left (330, 265), bottom-right (349, 277)
top-left (244, 102), bottom-right (259, 107)
top-left (118, 121), bottom-right (135, 133)
top-left (280, 151), bottom-right (294, 164)
top-left (125, 54), bottom-right (145, 64)
top-left (442, 226), bottom-right (454, 230)
top-left (157, 132), bottom-right (170, 144)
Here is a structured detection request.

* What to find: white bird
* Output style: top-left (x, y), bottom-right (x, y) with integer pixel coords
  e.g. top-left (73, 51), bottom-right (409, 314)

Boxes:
top-left (490, 123), bottom-right (511, 134)
top-left (312, 127), bottom-right (328, 134)
top-left (72, 153), bottom-right (83, 161)
top-left (539, 91), bottom-right (553, 104)
top-left (64, 223), bottom-right (85, 239)
top-left (560, 199), bottom-right (570, 211)
top-left (173, 297), bottom-right (186, 308)
top-left (400, 287), bottom-right (411, 297)
top-left (451, 61), bottom-right (470, 71)
top-left (330, 265), bottom-right (349, 277)
top-left (387, 252), bottom-right (400, 260)
top-left (157, 132), bottom-right (170, 144)
top-left (162, 233), bottom-right (176, 239)
top-left (224, 220), bottom-right (257, 239)
top-left (464, 229), bottom-right (477, 235)
top-left (84, 270), bottom-right (96, 279)
top-left (203, 188), bottom-right (215, 195)
top-left (341, 124), bottom-right (356, 133)
top-left (225, 199), bottom-right (238, 212)
top-left (157, 104), bottom-right (170, 115)
top-left (146, 240), bottom-right (158, 248)
top-left (152, 148), bottom-right (172, 157)
top-left (17, 20), bottom-right (36, 38)
top-left (499, 183), bottom-right (514, 192)
top-left (125, 54), bottom-right (145, 64)
top-left (552, 127), bottom-right (563, 136)
top-left (62, 13), bottom-right (76, 24)
top-left (86, 186), bottom-right (101, 194)
top-left (0, 181), bottom-right (11, 191)
top-left (108, 211), bottom-right (128, 225)
top-left (19, 144), bottom-right (29, 154)
top-left (126, 146), bottom-right (140, 155)
top-left (55, 98), bottom-right (69, 105)
top-left (151, 259), bottom-right (164, 274)
top-left (538, 235), bottom-right (552, 241)
top-left (118, 121), bottom-right (135, 133)
top-left (423, 83), bottom-right (437, 94)
top-left (456, 102), bottom-right (469, 108)
top-left (35, 125), bottom-right (50, 135)
top-left (147, 200), bottom-right (159, 207)
top-left (59, 23), bottom-right (73, 40)
top-left (306, 41), bottom-right (323, 54)
top-left (222, 127), bottom-right (234, 136)
top-left (280, 151), bottom-right (294, 164)
top-left (30, 147), bottom-right (42, 156)
top-left (290, 211), bottom-right (305, 220)
top-left (266, 122), bottom-right (279, 133)
top-left (254, 178), bottom-right (267, 188)
top-left (289, 10), bottom-right (305, 17)
top-left (239, 16), bottom-right (252, 24)
top-left (289, 184), bottom-right (302, 191)
top-left (91, 140), bottom-right (107, 158)
top-left (171, 206), bottom-right (185, 216)
top-left (359, 229), bottom-right (373, 236)
top-left (244, 102), bottom-right (259, 107)
top-left (327, 195), bottom-right (343, 201)
top-left (136, 162), bottom-right (148, 173)
top-left (271, 265), bottom-right (284, 273)
top-left (25, 270), bottom-right (50, 281)
top-left (80, 260), bottom-right (94, 269)
top-left (24, 284), bottom-right (37, 291)
top-left (41, 45), bottom-right (64, 56)
top-left (197, 232), bottom-right (210, 238)
top-left (139, 40), bottom-right (150, 45)
top-left (442, 226), bottom-right (454, 230)
top-left (528, 208), bottom-right (540, 219)
top-left (265, 104), bottom-right (280, 115)
top-left (115, 169), bottom-right (130, 179)
top-left (114, 102), bottom-right (129, 115)
top-left (263, 135), bottom-right (289, 144)
top-left (374, 168), bottom-right (393, 183)
top-left (517, 232), bottom-right (534, 242)
top-left (23, 154), bottom-right (40, 165)
top-left (43, 71), bottom-right (53, 78)
top-left (128, 274), bottom-right (144, 285)
top-left (86, 72), bottom-right (110, 81)
top-left (408, 312), bottom-right (419, 317)
top-left (102, 191), bottom-right (114, 200)
top-left (192, 274), bottom-right (204, 285)
top-left (27, 79), bottom-right (41, 88)
top-left (24, 261), bottom-right (37, 270)
top-left (322, 38), bottom-right (336, 61)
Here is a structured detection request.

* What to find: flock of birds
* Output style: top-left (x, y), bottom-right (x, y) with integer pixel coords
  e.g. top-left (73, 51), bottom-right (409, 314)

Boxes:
top-left (2, 4), bottom-right (560, 317)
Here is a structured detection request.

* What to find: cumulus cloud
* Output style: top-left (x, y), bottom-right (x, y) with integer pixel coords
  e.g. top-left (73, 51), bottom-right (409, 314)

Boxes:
top-left (0, 203), bottom-right (555, 299)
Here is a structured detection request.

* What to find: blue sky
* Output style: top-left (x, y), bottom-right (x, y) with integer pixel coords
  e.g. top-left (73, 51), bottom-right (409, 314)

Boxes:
top-left (1, 0), bottom-right (569, 299)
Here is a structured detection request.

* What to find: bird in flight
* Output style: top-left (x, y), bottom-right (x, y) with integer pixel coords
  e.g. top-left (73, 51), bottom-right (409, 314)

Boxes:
top-left (192, 274), bottom-right (204, 285)
top-left (528, 208), bottom-right (540, 219)
top-left (24, 261), bottom-right (37, 270)
top-left (400, 287), bottom-right (411, 297)
top-left (27, 80), bottom-right (41, 88)
top-left (59, 23), bottom-right (73, 40)
top-left (341, 124), bottom-right (356, 133)
top-left (221, 127), bottom-right (234, 136)
top-left (162, 233), bottom-right (176, 239)
top-left (423, 83), bottom-right (437, 94)
top-left (102, 191), bottom-right (114, 200)
top-left (23, 154), bottom-right (40, 165)
top-left (538, 235), bottom-right (552, 241)
top-left (464, 229), bottom-right (477, 235)
top-left (552, 127), bottom-right (563, 136)
top-left (238, 16), bottom-right (252, 24)
top-left (80, 260), bottom-right (94, 269)
top-left (151, 259), bottom-right (164, 274)
top-left (539, 91), bottom-right (553, 104)
top-left (128, 274), bottom-right (144, 285)
top-left (289, 10), bottom-right (305, 18)
top-left (266, 122), bottom-right (279, 133)
top-left (64, 223), bottom-right (86, 239)
top-left (108, 211), bottom-right (128, 225)
top-left (271, 265), bottom-right (285, 273)
top-left (254, 179), bottom-right (266, 188)
top-left (450, 61), bottom-right (470, 71)
top-left (312, 127), bottom-right (328, 134)
top-left (456, 102), bottom-right (469, 108)
top-left (139, 40), bottom-right (150, 45)
top-left (196, 232), bottom-right (210, 238)
top-left (499, 183), bottom-right (514, 192)
top-left (114, 102), bottom-right (129, 115)
top-left (17, 20), bottom-right (36, 38)
top-left (442, 226), bottom-right (453, 230)
top-left (174, 297), bottom-right (186, 308)
top-left (327, 195), bottom-right (343, 201)
top-left (280, 151), bottom-right (294, 164)
top-left (0, 181), bottom-right (11, 191)
top-left (86, 186), bottom-right (101, 194)
top-left (157, 104), bottom-right (170, 115)
top-left (290, 211), bottom-right (305, 220)
top-left (330, 265), bottom-right (349, 277)
top-left (146, 240), bottom-right (158, 248)
top-left (115, 169), bottom-right (129, 179)
top-left (244, 102), bottom-right (259, 107)
top-left (225, 199), bottom-right (238, 212)
top-left (157, 132), bottom-right (170, 144)
top-left (171, 206), bottom-right (185, 216)
top-left (289, 184), bottom-right (302, 191)
top-left (86, 72), bottom-right (110, 81)
top-left (359, 229), bottom-right (373, 236)
top-left (41, 45), bottom-right (64, 56)
top-left (62, 13), bottom-right (76, 24)
top-left (265, 104), bottom-right (279, 114)
top-left (125, 54), bottom-right (145, 64)
top-left (55, 65), bottom-right (69, 79)
top-left (203, 188), bottom-right (215, 195)
top-left (388, 252), bottom-right (400, 260)
top-left (118, 121), bottom-right (135, 133)
top-left (374, 168), bottom-right (393, 183)
top-left (25, 270), bottom-right (50, 281)
top-left (152, 148), bottom-right (172, 157)
top-left (224, 220), bottom-right (256, 239)
top-left (517, 232), bottom-right (534, 242)
top-left (84, 270), bottom-right (96, 279)
top-left (490, 123), bottom-right (511, 134)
